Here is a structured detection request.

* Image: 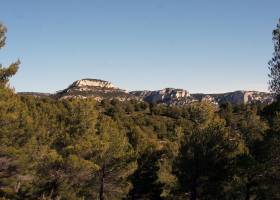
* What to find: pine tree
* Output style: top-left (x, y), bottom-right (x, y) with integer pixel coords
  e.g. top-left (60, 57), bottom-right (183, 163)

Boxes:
top-left (0, 23), bottom-right (29, 199)
top-left (230, 107), bottom-right (269, 200)
top-left (0, 24), bottom-right (7, 49)
top-left (173, 121), bottom-right (241, 200)
top-left (0, 24), bottom-right (20, 88)
top-left (89, 117), bottom-right (137, 200)
top-left (268, 19), bottom-right (280, 96)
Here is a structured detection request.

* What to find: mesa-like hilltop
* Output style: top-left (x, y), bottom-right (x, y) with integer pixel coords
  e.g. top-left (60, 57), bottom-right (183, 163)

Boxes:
top-left (55, 79), bottom-right (134, 101)
top-left (19, 78), bottom-right (274, 106)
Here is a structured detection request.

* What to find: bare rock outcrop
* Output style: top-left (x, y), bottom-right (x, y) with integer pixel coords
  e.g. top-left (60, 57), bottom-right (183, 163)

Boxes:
top-left (55, 79), bottom-right (135, 101)
top-left (18, 78), bottom-right (275, 106)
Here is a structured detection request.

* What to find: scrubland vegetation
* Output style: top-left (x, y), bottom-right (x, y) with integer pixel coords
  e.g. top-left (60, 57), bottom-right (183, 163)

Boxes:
top-left (0, 20), bottom-right (280, 200)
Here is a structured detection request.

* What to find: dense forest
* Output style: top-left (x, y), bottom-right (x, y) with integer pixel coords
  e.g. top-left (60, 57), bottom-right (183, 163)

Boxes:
top-left (0, 20), bottom-right (280, 200)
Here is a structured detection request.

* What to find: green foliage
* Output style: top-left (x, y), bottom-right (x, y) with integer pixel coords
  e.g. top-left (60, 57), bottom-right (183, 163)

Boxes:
top-left (0, 61), bottom-right (20, 88)
top-left (0, 24), bottom-right (7, 49)
top-left (173, 120), bottom-right (242, 200)
top-left (128, 148), bottom-right (164, 200)
top-left (1, 88), bottom-right (279, 199)
top-left (88, 117), bottom-right (137, 200)
top-left (0, 22), bottom-right (280, 200)
top-left (0, 24), bottom-right (20, 88)
top-left (269, 18), bottom-right (280, 96)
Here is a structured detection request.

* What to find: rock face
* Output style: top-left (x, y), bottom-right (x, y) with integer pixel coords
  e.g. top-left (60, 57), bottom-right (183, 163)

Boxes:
top-left (201, 95), bottom-right (219, 106)
top-left (192, 91), bottom-right (274, 106)
top-left (214, 91), bottom-right (274, 105)
top-left (56, 79), bottom-right (135, 101)
top-left (130, 88), bottom-right (196, 105)
top-left (18, 78), bottom-right (275, 106)
top-left (132, 90), bottom-right (274, 106)
top-left (70, 79), bottom-right (115, 89)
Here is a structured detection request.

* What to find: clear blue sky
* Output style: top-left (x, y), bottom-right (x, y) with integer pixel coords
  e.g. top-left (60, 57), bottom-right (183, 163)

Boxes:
top-left (0, 0), bottom-right (279, 93)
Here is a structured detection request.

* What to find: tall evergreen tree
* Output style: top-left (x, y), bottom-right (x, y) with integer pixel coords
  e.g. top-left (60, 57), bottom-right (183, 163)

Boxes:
top-left (0, 24), bottom-right (20, 88)
top-left (173, 121), bottom-right (241, 200)
top-left (89, 117), bottom-right (137, 200)
top-left (269, 19), bottom-right (280, 96)
top-left (0, 23), bottom-right (29, 199)
top-left (0, 24), bottom-right (6, 49)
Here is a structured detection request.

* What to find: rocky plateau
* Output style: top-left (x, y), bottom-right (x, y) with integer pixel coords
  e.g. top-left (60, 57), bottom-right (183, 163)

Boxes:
top-left (18, 78), bottom-right (275, 106)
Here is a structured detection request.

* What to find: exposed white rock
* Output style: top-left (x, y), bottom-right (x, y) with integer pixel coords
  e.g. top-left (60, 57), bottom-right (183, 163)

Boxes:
top-left (131, 89), bottom-right (274, 106)
top-left (159, 88), bottom-right (190, 98)
top-left (71, 79), bottom-right (115, 89)
top-left (56, 78), bottom-right (133, 101)
top-left (47, 78), bottom-right (276, 106)
top-left (201, 95), bottom-right (218, 105)
top-left (243, 91), bottom-right (274, 104)
top-left (130, 88), bottom-right (194, 105)
top-left (215, 91), bottom-right (274, 105)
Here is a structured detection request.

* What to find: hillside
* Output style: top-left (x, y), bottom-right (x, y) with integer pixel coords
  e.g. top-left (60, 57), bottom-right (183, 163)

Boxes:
top-left (18, 78), bottom-right (274, 106)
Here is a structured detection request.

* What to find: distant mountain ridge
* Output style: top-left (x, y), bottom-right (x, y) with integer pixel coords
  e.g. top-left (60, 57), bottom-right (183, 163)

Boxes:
top-left (18, 78), bottom-right (275, 106)
top-left (55, 79), bottom-right (134, 101)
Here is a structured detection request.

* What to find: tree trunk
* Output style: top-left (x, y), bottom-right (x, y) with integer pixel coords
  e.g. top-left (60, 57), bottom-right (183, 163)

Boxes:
top-left (190, 179), bottom-right (197, 200)
top-left (245, 177), bottom-right (253, 200)
top-left (245, 184), bottom-right (251, 200)
top-left (99, 165), bottom-right (105, 200)
top-left (14, 180), bottom-right (21, 193)
top-left (190, 187), bottom-right (197, 200)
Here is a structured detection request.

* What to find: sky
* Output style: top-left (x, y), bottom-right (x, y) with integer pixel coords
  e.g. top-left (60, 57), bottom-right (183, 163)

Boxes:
top-left (0, 0), bottom-right (279, 93)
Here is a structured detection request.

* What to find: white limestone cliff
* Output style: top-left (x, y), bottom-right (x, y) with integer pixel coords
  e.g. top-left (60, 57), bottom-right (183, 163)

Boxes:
top-left (71, 79), bottom-right (116, 89)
